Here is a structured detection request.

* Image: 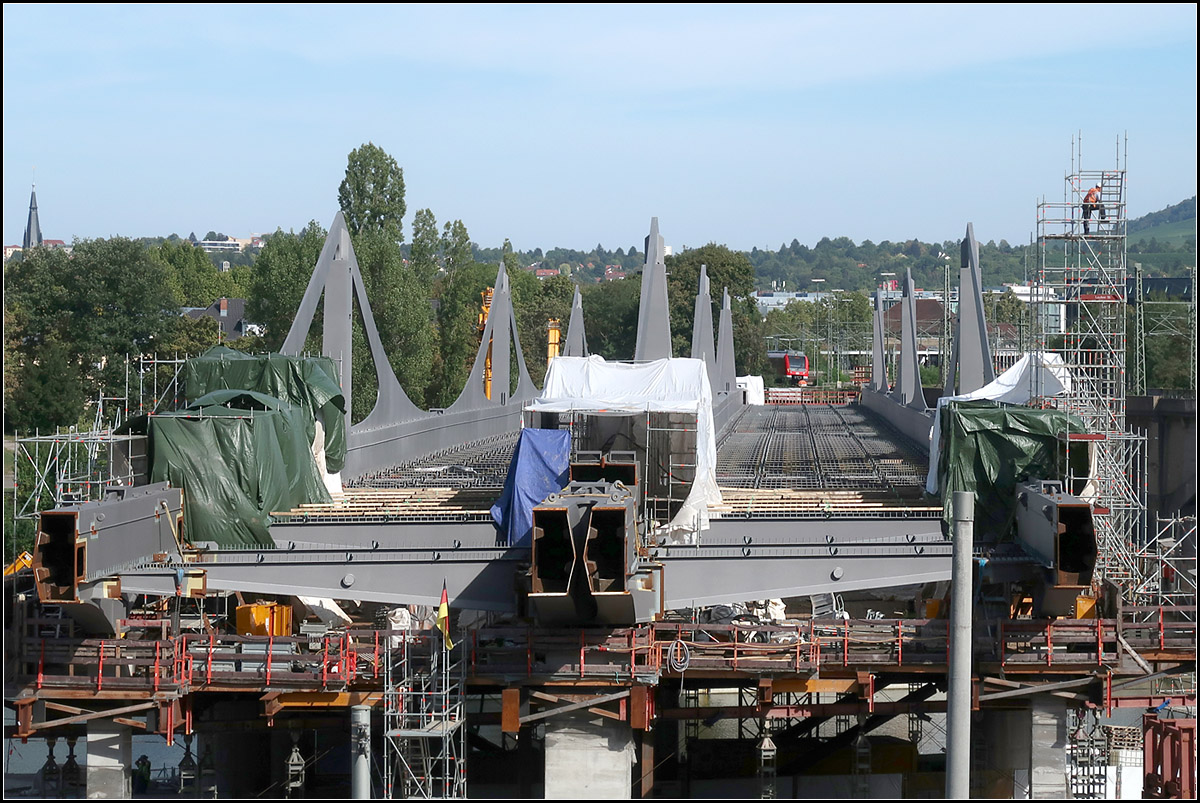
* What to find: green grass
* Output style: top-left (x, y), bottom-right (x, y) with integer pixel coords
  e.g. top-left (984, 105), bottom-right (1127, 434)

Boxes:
top-left (1129, 217), bottom-right (1196, 249)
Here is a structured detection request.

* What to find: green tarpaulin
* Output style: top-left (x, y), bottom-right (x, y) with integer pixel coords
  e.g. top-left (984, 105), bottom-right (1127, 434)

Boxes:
top-left (184, 346), bottom-right (346, 472)
top-left (937, 400), bottom-right (1089, 542)
top-left (118, 348), bottom-right (346, 547)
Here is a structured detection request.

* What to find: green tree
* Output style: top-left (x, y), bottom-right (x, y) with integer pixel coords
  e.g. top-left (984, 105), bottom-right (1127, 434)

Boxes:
top-left (352, 227), bottom-right (435, 418)
top-left (581, 276), bottom-right (642, 360)
top-left (410, 208), bottom-right (441, 283)
top-left (664, 244), bottom-right (763, 376)
top-left (441, 220), bottom-right (473, 272)
top-left (430, 261), bottom-right (497, 407)
top-left (6, 337), bottom-right (85, 433)
top-left (5, 238), bottom-right (180, 409)
top-left (151, 239), bottom-right (221, 307)
top-left (247, 222), bottom-right (327, 351)
top-left (337, 142), bottom-right (406, 240)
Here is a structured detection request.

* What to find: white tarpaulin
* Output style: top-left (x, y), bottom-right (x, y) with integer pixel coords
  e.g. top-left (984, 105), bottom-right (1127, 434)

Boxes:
top-left (737, 375), bottom-right (766, 405)
top-left (528, 355), bottom-right (722, 542)
top-left (926, 352), bottom-right (1073, 493)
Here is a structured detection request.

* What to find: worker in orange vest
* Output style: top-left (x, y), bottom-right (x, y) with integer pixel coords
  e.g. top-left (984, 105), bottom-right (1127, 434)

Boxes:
top-left (1081, 184), bottom-right (1106, 235)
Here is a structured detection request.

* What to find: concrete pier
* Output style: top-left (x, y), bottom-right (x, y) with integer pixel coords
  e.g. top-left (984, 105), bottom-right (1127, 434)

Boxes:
top-left (544, 712), bottom-right (634, 799)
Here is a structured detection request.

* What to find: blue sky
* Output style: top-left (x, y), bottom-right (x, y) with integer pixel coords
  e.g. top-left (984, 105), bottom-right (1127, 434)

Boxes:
top-left (4, 4), bottom-right (1196, 253)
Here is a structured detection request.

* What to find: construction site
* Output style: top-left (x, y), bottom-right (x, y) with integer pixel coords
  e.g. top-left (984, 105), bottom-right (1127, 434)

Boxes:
top-left (3, 144), bottom-right (1196, 799)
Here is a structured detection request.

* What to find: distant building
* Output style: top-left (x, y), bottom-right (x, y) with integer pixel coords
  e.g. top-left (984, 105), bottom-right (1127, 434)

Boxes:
top-left (183, 297), bottom-right (260, 341)
top-left (195, 240), bottom-right (241, 254)
top-left (603, 266), bottom-right (627, 281)
top-left (534, 268), bottom-right (560, 279)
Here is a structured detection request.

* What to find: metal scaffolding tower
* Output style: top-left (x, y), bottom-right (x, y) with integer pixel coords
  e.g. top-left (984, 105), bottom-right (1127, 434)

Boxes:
top-left (11, 354), bottom-right (186, 525)
top-left (1036, 137), bottom-right (1147, 593)
top-left (382, 632), bottom-right (467, 799)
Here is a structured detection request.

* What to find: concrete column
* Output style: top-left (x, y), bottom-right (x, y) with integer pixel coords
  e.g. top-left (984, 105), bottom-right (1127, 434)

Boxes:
top-left (350, 705), bottom-right (371, 799)
top-left (544, 712), bottom-right (634, 799)
top-left (1030, 696), bottom-right (1069, 798)
top-left (945, 490), bottom-right (974, 799)
top-left (86, 720), bottom-right (131, 799)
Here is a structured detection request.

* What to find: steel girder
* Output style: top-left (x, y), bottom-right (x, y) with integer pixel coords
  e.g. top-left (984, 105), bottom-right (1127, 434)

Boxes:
top-left (112, 517), bottom-right (948, 617)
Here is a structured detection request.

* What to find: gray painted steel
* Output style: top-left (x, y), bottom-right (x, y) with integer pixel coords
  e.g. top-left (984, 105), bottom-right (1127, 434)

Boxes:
top-left (635, 217), bottom-right (673, 361)
top-left (858, 389), bottom-right (934, 452)
top-left (944, 223), bottom-right (995, 396)
top-left (562, 286), bottom-right (589, 357)
top-left (897, 268), bottom-right (926, 410)
top-left (945, 490), bottom-right (974, 799)
top-left (72, 483), bottom-right (183, 581)
top-left (660, 546), bottom-right (950, 608)
top-left (281, 213), bottom-right (537, 477)
top-left (713, 287), bottom-right (744, 430)
top-left (870, 292), bottom-right (887, 392)
top-left (691, 265), bottom-right (718, 400)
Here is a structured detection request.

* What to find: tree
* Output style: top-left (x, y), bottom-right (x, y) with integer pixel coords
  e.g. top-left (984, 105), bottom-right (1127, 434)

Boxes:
top-left (441, 220), bottom-right (473, 272)
top-left (6, 337), bottom-right (85, 433)
top-left (430, 261), bottom-right (497, 408)
top-left (664, 244), bottom-right (762, 375)
top-left (410, 208), bottom-right (441, 283)
top-left (352, 227), bottom-right (435, 418)
top-left (5, 238), bottom-right (180, 425)
top-left (337, 143), bottom-right (406, 241)
top-left (150, 239), bottom-right (220, 307)
top-left (247, 222), bottom-right (328, 351)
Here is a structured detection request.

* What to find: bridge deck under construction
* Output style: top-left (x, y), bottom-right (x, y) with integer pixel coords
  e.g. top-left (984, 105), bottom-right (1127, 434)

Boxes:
top-left (278, 403), bottom-right (937, 522)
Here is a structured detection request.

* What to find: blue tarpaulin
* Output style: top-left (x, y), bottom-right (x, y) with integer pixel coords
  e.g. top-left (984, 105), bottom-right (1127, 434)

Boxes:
top-left (490, 429), bottom-right (571, 547)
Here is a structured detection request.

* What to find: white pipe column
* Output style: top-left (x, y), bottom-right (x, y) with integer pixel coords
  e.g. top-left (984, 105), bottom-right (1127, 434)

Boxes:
top-left (946, 490), bottom-right (975, 799)
top-left (350, 705), bottom-right (371, 799)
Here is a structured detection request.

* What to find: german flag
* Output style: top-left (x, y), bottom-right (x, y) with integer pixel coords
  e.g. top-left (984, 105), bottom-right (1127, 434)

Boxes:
top-left (436, 581), bottom-right (455, 650)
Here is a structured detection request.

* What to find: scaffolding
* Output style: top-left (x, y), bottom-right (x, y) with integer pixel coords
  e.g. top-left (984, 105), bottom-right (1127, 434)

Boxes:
top-left (1132, 514), bottom-right (1198, 617)
top-left (1036, 136), bottom-right (1148, 594)
top-left (382, 632), bottom-right (467, 799)
top-left (11, 354), bottom-right (187, 525)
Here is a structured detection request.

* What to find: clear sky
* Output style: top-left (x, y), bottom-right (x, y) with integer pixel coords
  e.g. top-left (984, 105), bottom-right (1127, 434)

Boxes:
top-left (3, 4), bottom-right (1196, 253)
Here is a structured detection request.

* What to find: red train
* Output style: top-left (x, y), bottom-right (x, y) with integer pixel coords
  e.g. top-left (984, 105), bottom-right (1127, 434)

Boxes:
top-left (766, 350), bottom-right (809, 385)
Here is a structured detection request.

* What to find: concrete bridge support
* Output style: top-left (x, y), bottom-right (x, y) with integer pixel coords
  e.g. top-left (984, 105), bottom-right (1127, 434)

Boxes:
top-left (544, 712), bottom-right (635, 799)
top-left (85, 720), bottom-right (131, 799)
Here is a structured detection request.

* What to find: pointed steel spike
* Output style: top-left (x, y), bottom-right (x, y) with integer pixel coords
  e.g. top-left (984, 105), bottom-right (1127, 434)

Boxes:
top-left (562, 286), bottom-right (589, 358)
top-left (898, 268), bottom-right (926, 410)
top-left (871, 291), bottom-right (887, 392)
top-left (691, 265), bottom-right (717, 396)
top-left (635, 217), bottom-right (672, 361)
top-left (715, 287), bottom-right (737, 396)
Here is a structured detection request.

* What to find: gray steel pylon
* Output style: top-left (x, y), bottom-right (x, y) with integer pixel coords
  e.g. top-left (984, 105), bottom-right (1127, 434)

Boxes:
top-left (715, 288), bottom-right (737, 397)
top-left (897, 268), bottom-right (926, 410)
top-left (281, 212), bottom-right (423, 432)
top-left (562, 286), bottom-right (589, 358)
top-left (635, 217), bottom-right (673, 361)
top-left (943, 223), bottom-right (995, 396)
top-left (870, 292), bottom-right (887, 392)
top-left (691, 265), bottom-right (718, 396)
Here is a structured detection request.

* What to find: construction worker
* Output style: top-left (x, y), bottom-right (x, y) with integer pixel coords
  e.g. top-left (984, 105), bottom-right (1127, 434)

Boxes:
top-left (1081, 183), bottom-right (1106, 235)
top-left (132, 755), bottom-right (151, 794)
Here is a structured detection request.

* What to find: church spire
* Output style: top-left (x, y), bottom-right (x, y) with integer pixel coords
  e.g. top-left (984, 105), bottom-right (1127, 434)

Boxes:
top-left (23, 185), bottom-right (43, 250)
